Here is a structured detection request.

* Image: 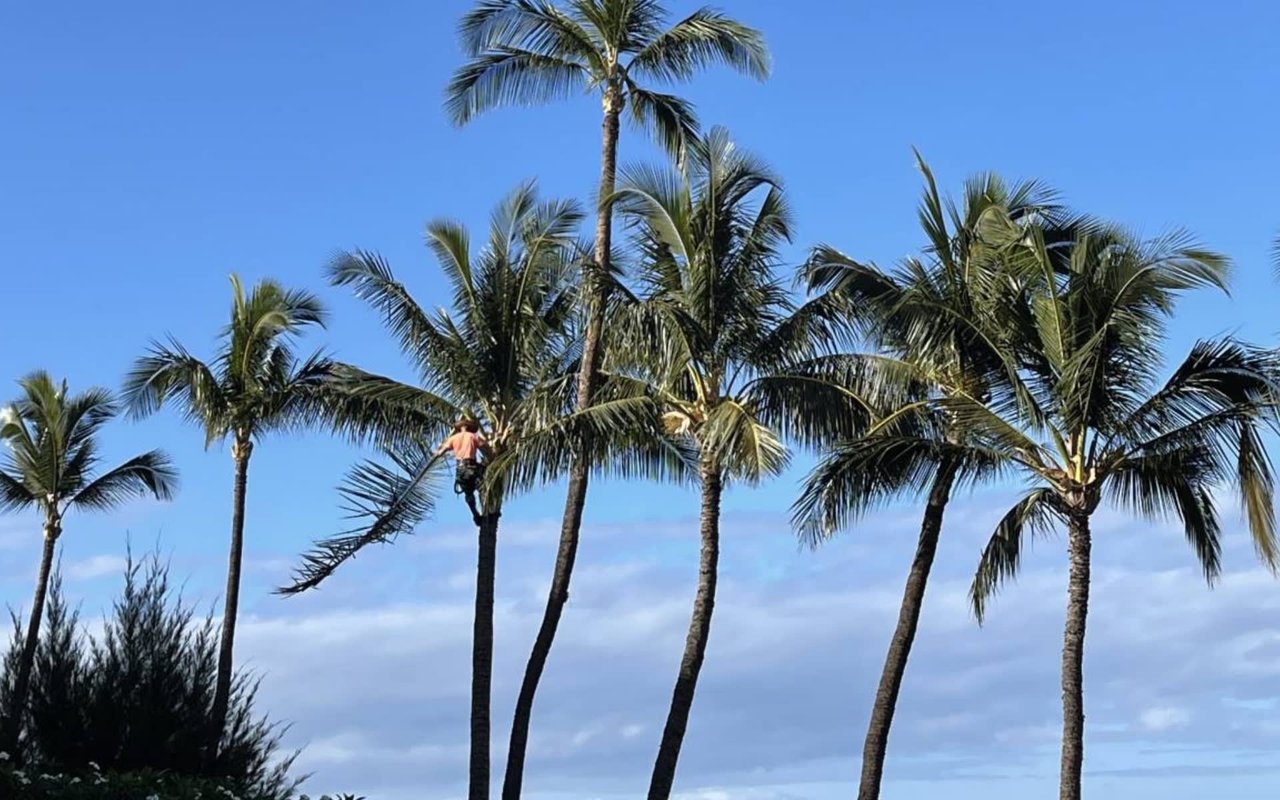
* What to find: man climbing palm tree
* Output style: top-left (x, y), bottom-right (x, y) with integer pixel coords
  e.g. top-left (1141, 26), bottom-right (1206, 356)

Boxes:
top-left (437, 416), bottom-right (492, 525)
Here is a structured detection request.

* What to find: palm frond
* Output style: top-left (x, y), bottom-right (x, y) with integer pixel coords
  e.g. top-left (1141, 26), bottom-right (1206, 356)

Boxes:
top-left (970, 488), bottom-right (1063, 623)
top-left (446, 46), bottom-right (588, 126)
top-left (69, 451), bottom-right (178, 512)
top-left (627, 7), bottom-right (769, 83)
top-left (1238, 419), bottom-right (1278, 569)
top-left (459, 0), bottom-right (603, 70)
top-left (699, 399), bottom-right (788, 484)
top-left (304, 366), bottom-right (459, 450)
top-left (122, 340), bottom-right (226, 441)
top-left (625, 82), bottom-right (699, 165)
top-left (327, 250), bottom-right (440, 371)
top-left (496, 385), bottom-right (694, 492)
top-left (1108, 447), bottom-right (1223, 581)
top-left (0, 472), bottom-right (36, 511)
top-left (279, 450), bottom-right (445, 595)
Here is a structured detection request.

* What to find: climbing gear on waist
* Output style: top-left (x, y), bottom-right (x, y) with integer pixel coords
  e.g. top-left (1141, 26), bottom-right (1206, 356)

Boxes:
top-left (455, 458), bottom-right (484, 495)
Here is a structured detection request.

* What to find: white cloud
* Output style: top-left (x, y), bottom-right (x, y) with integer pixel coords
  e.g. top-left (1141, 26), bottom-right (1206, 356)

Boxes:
top-left (1139, 706), bottom-right (1192, 732)
top-left (66, 554), bottom-right (128, 580)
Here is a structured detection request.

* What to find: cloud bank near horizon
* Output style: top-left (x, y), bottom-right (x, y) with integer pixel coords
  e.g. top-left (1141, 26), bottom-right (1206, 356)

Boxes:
top-left (3, 491), bottom-right (1280, 799)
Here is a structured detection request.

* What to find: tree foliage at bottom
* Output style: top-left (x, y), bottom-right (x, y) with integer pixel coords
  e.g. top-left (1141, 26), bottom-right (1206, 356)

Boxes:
top-left (0, 553), bottom-right (298, 800)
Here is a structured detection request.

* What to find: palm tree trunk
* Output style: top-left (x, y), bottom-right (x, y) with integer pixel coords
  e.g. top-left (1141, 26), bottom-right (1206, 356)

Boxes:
top-left (501, 84), bottom-right (623, 800)
top-left (3, 524), bottom-right (58, 754)
top-left (212, 437), bottom-right (252, 745)
top-left (647, 460), bottom-right (722, 800)
top-left (1059, 511), bottom-right (1092, 800)
top-left (857, 460), bottom-right (959, 800)
top-left (471, 508), bottom-right (501, 800)
top-left (501, 466), bottom-right (587, 799)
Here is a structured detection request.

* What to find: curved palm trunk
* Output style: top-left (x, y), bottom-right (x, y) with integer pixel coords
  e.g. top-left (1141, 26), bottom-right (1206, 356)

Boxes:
top-left (212, 437), bottom-right (252, 746)
top-left (502, 85), bottom-right (623, 800)
top-left (3, 525), bottom-right (58, 754)
top-left (471, 506), bottom-right (502, 800)
top-left (1060, 512), bottom-right (1092, 800)
top-left (648, 461), bottom-right (722, 800)
top-left (857, 460), bottom-right (959, 800)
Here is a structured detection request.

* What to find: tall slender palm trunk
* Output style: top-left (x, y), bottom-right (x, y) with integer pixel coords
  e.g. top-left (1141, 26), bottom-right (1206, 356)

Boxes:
top-left (471, 508), bottom-right (502, 800)
top-left (502, 84), bottom-right (623, 800)
top-left (3, 524), bottom-right (58, 755)
top-left (648, 460), bottom-right (722, 800)
top-left (212, 436), bottom-right (252, 746)
top-left (857, 461), bottom-right (959, 800)
top-left (1059, 512), bottom-right (1091, 800)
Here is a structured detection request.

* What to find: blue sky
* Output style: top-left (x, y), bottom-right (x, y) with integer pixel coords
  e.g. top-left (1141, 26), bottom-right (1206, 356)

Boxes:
top-left (3, 1), bottom-right (1280, 798)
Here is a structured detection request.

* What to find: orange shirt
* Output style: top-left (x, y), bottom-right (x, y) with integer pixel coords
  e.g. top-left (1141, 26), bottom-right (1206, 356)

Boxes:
top-left (444, 431), bottom-right (485, 461)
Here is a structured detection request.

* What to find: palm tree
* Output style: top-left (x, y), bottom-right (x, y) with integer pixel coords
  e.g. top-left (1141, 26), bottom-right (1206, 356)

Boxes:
top-left (121, 276), bottom-right (330, 744)
top-left (875, 223), bottom-right (1277, 800)
top-left (604, 128), bottom-right (839, 799)
top-left (0, 372), bottom-right (177, 753)
top-left (279, 183), bottom-right (674, 800)
top-left (793, 159), bottom-right (1063, 800)
top-left (448, 8), bottom-right (768, 793)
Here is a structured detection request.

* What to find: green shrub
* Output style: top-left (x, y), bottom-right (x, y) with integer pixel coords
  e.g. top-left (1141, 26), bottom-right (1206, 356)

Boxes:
top-left (0, 553), bottom-right (297, 799)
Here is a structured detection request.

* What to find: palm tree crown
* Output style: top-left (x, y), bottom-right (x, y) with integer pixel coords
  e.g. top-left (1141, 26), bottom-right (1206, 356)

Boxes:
top-left (1, 372), bottom-right (177, 528)
top-left (794, 158), bottom-right (1065, 538)
top-left (967, 227), bottom-right (1279, 611)
top-left (448, 0), bottom-right (769, 157)
top-left (610, 127), bottom-right (820, 474)
top-left (122, 275), bottom-right (331, 444)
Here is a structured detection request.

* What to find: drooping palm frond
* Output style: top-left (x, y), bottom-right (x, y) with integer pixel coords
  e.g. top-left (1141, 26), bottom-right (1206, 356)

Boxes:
top-left (1107, 446), bottom-right (1223, 581)
top-left (0, 472), bottom-right (35, 511)
top-left (446, 46), bottom-right (590, 126)
top-left (624, 82), bottom-right (699, 163)
top-left (697, 399), bottom-right (788, 484)
top-left (494, 377), bottom-right (696, 494)
top-left (794, 414), bottom-right (1012, 547)
top-left (970, 487), bottom-right (1063, 623)
top-left (1095, 338), bottom-right (1280, 573)
top-left (279, 449), bottom-right (445, 595)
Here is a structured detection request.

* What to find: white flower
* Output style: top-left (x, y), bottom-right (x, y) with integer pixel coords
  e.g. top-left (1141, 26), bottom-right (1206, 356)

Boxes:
top-left (70, 776), bottom-right (81, 784)
top-left (88, 760), bottom-right (100, 771)
top-left (0, 751), bottom-right (9, 760)
top-left (147, 794), bottom-right (160, 800)
top-left (16, 775), bottom-right (30, 785)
